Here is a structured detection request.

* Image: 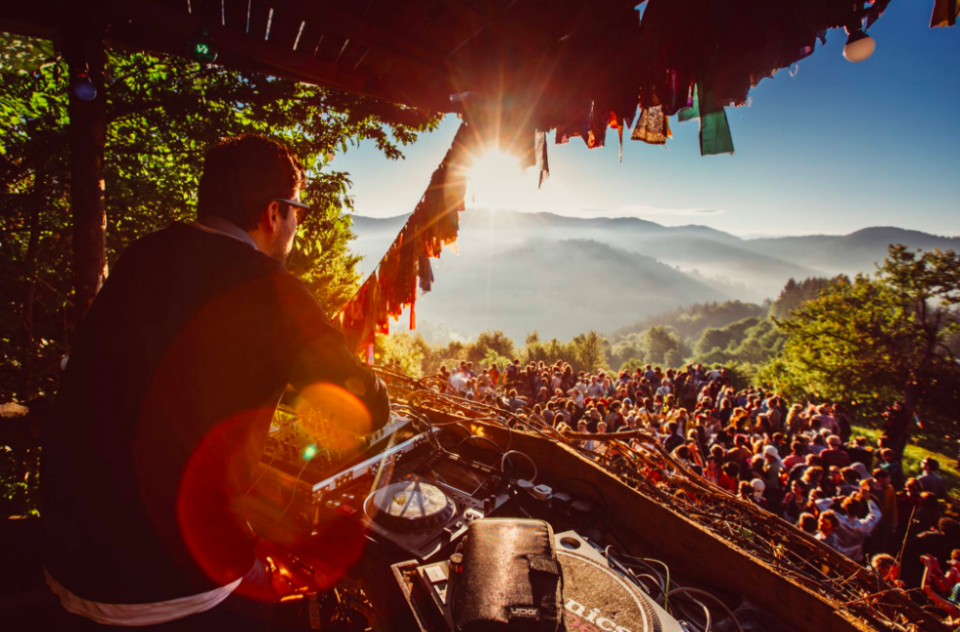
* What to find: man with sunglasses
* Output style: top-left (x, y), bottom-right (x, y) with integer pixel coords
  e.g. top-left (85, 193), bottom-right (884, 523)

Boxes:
top-left (43, 135), bottom-right (390, 630)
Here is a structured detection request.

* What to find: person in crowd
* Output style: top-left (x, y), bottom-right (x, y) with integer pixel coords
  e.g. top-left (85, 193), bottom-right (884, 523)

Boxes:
top-left (782, 480), bottom-right (807, 525)
top-left (882, 402), bottom-right (910, 461)
top-left (817, 511), bottom-right (842, 551)
top-left (919, 457), bottom-right (948, 500)
top-left (719, 462), bottom-right (740, 493)
top-left (878, 448), bottom-right (905, 491)
top-left (797, 512), bottom-right (818, 536)
top-left (866, 469), bottom-right (898, 554)
top-left (832, 494), bottom-right (882, 563)
top-left (871, 554), bottom-right (903, 588)
top-left (820, 435), bottom-right (852, 468)
top-left (902, 518), bottom-right (960, 590)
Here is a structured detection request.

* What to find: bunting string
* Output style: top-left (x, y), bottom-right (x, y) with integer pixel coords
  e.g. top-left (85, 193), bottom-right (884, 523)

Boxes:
top-left (337, 121), bottom-right (475, 353)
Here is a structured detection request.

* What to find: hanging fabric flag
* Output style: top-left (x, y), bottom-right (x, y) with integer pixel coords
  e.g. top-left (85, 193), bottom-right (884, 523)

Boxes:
top-left (418, 252), bottom-right (434, 294)
top-left (631, 106), bottom-right (671, 145)
top-left (336, 121), bottom-right (474, 353)
top-left (697, 82), bottom-right (735, 156)
top-left (700, 110), bottom-right (734, 156)
top-left (535, 130), bottom-right (550, 188)
top-left (930, 0), bottom-right (959, 26)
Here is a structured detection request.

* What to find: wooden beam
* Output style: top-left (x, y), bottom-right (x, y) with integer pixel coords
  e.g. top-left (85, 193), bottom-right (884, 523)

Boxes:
top-left (63, 10), bottom-right (109, 325)
top-left (274, 0), bottom-right (448, 73)
top-left (0, 1), bottom-right (60, 41)
top-left (106, 0), bottom-right (457, 112)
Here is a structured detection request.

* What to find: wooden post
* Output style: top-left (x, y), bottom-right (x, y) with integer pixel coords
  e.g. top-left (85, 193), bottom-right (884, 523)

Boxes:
top-left (64, 19), bottom-right (107, 326)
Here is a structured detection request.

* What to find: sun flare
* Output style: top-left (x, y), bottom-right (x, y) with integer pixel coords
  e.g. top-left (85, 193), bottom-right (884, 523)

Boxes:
top-left (466, 149), bottom-right (526, 209)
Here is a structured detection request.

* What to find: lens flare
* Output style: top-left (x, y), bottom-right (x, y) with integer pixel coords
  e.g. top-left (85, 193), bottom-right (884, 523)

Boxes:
top-left (467, 149), bottom-right (525, 209)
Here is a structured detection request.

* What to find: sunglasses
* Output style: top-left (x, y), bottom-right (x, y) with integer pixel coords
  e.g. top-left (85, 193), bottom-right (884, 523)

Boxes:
top-left (274, 198), bottom-right (311, 225)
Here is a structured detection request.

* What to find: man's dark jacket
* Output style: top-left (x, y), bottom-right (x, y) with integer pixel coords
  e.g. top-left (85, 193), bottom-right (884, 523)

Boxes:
top-left (43, 222), bottom-right (390, 604)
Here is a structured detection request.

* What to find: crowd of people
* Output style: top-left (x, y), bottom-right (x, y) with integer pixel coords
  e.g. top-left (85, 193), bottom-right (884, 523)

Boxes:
top-left (436, 359), bottom-right (960, 618)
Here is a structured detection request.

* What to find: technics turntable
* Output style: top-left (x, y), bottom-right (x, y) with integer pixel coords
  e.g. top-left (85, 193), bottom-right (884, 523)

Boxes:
top-left (326, 448), bottom-right (510, 560)
top-left (366, 481), bottom-right (455, 532)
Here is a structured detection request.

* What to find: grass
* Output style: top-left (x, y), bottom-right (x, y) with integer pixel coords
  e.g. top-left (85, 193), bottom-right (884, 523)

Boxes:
top-left (852, 424), bottom-right (960, 502)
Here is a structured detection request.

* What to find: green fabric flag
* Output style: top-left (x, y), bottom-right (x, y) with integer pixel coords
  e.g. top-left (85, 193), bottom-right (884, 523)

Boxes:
top-left (696, 82), bottom-right (734, 156)
top-left (700, 110), bottom-right (735, 156)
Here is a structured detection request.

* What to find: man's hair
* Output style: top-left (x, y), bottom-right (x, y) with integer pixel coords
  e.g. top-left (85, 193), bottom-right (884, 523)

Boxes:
top-left (819, 511), bottom-right (840, 528)
top-left (798, 513), bottom-right (818, 533)
top-left (871, 553), bottom-right (896, 572)
top-left (198, 134), bottom-right (304, 230)
top-left (841, 495), bottom-right (865, 516)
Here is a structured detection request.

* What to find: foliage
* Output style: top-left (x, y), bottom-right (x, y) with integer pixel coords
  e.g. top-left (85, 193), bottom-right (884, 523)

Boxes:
top-left (768, 276), bottom-right (839, 319)
top-left (374, 332), bottom-right (427, 379)
top-left (0, 444), bottom-right (40, 518)
top-left (695, 318), bottom-right (783, 365)
top-left (853, 424), bottom-right (960, 502)
top-left (465, 330), bottom-right (516, 366)
top-left (643, 326), bottom-right (683, 365)
top-left (570, 331), bottom-right (609, 374)
top-left (758, 245), bottom-right (960, 434)
top-left (0, 33), bottom-right (441, 403)
top-left (612, 300), bottom-right (767, 342)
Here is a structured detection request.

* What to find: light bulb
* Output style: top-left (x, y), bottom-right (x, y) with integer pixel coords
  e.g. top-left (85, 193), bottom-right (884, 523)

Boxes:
top-left (843, 28), bottom-right (876, 63)
top-left (73, 73), bottom-right (97, 101)
top-left (188, 28), bottom-right (218, 63)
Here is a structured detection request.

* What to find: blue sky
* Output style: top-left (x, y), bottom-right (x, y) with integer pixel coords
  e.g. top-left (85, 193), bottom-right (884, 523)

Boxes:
top-left (331, 0), bottom-right (958, 237)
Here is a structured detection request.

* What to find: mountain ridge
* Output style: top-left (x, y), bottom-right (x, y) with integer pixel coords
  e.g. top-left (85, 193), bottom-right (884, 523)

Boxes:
top-left (347, 209), bottom-right (955, 340)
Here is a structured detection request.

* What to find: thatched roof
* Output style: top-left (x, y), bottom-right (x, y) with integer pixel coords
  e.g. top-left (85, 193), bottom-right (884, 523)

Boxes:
top-left (2, 0), bottom-right (912, 148)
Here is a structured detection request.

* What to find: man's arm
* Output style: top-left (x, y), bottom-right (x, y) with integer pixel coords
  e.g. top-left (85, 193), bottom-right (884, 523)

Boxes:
top-left (851, 500), bottom-right (883, 536)
top-left (280, 277), bottom-right (390, 434)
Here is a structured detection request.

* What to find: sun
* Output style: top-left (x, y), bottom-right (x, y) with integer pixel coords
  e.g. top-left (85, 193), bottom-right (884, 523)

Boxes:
top-left (466, 149), bottom-right (526, 209)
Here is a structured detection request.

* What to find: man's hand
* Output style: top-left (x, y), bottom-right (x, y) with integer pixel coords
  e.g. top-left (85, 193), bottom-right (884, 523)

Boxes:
top-left (254, 537), bottom-right (312, 599)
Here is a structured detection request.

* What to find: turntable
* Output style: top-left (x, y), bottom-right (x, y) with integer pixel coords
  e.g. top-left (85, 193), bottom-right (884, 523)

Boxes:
top-left (345, 470), bottom-right (500, 560)
top-left (366, 481), bottom-right (456, 533)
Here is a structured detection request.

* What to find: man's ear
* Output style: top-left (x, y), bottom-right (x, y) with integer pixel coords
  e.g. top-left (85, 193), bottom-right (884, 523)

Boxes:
top-left (258, 200), bottom-right (281, 233)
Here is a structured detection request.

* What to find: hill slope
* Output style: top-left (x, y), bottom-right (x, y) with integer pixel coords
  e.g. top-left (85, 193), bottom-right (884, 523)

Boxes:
top-left (407, 238), bottom-right (727, 340)
top-left (747, 228), bottom-right (960, 273)
top-left (352, 208), bottom-right (818, 301)
top-left (348, 210), bottom-right (956, 341)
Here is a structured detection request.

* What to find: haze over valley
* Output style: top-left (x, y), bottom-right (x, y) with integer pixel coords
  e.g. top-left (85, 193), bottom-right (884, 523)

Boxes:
top-left (349, 209), bottom-right (960, 341)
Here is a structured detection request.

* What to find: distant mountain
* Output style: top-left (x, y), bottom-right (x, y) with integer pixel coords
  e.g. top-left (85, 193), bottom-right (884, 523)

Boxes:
top-left (352, 209), bottom-right (818, 301)
top-left (347, 209), bottom-right (956, 341)
top-left (748, 228), bottom-right (960, 274)
top-left (406, 238), bottom-right (727, 341)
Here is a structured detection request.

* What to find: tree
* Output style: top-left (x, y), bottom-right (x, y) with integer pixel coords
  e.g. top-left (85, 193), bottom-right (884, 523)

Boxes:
top-left (644, 326), bottom-right (681, 364)
top-left (374, 332), bottom-right (427, 378)
top-left (759, 245), bottom-right (960, 434)
top-left (0, 35), bottom-right (441, 402)
top-left (571, 331), bottom-right (608, 373)
top-left (466, 331), bottom-right (516, 365)
top-left (664, 348), bottom-right (684, 368)
top-left (769, 277), bottom-right (837, 319)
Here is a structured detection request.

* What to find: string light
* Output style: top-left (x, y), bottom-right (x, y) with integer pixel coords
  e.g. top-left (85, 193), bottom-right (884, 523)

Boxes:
top-left (73, 70), bottom-right (97, 101)
top-left (843, 26), bottom-right (876, 63)
top-left (188, 27), bottom-right (218, 63)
